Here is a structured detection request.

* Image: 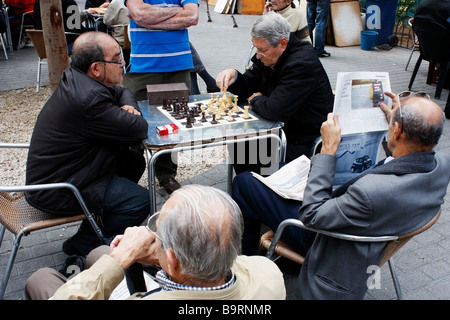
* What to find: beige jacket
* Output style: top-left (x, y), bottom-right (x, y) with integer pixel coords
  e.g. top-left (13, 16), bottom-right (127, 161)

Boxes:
top-left (52, 255), bottom-right (286, 300)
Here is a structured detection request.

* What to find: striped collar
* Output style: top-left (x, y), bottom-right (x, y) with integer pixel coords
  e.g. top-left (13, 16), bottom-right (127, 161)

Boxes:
top-left (155, 269), bottom-right (236, 292)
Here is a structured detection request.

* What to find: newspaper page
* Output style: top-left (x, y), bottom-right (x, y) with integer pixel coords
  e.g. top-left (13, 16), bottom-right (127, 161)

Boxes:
top-left (251, 155), bottom-right (311, 201)
top-left (109, 271), bottom-right (160, 300)
top-left (333, 72), bottom-right (391, 135)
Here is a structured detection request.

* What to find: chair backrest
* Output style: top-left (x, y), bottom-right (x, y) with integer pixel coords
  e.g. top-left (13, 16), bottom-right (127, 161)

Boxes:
top-left (0, 191), bottom-right (85, 235)
top-left (25, 29), bottom-right (46, 59)
top-left (412, 18), bottom-right (450, 63)
top-left (378, 208), bottom-right (441, 266)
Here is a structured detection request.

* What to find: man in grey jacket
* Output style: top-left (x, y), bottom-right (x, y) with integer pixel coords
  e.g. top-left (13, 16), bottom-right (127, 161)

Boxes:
top-left (233, 92), bottom-right (450, 299)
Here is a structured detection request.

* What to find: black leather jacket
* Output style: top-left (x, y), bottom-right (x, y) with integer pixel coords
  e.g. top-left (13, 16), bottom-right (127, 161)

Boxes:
top-left (229, 34), bottom-right (334, 150)
top-left (25, 67), bottom-right (148, 216)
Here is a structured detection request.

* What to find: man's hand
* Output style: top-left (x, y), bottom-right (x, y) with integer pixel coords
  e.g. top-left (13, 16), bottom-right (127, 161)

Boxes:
top-left (264, 2), bottom-right (273, 14)
top-left (379, 91), bottom-right (398, 123)
top-left (320, 113), bottom-right (341, 156)
top-left (109, 226), bottom-right (159, 270)
top-left (247, 92), bottom-right (262, 106)
top-left (216, 69), bottom-right (237, 92)
top-left (121, 105), bottom-right (141, 116)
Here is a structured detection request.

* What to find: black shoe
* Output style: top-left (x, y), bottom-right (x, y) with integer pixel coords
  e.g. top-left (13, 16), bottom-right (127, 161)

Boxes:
top-left (317, 51), bottom-right (331, 58)
top-left (59, 255), bottom-right (86, 279)
top-left (62, 238), bottom-right (83, 256)
top-left (160, 177), bottom-right (181, 194)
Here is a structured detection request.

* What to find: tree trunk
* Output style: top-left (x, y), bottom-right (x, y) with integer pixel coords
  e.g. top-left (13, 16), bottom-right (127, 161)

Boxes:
top-left (39, 0), bottom-right (69, 91)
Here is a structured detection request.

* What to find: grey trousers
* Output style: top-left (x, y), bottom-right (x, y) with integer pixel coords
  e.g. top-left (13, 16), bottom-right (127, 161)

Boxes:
top-left (25, 246), bottom-right (110, 300)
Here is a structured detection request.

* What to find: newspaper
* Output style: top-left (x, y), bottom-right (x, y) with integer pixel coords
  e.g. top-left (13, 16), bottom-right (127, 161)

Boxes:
top-left (251, 72), bottom-right (393, 199)
top-left (109, 271), bottom-right (160, 300)
top-left (333, 72), bottom-right (391, 135)
top-left (251, 155), bottom-right (311, 201)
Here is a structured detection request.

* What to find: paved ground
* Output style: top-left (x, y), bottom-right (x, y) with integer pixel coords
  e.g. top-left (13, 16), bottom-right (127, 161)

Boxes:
top-left (1, 3), bottom-right (449, 300)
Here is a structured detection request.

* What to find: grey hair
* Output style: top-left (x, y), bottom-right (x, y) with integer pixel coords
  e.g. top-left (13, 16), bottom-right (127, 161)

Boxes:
top-left (157, 184), bottom-right (244, 282)
top-left (393, 104), bottom-right (444, 147)
top-left (251, 11), bottom-right (291, 46)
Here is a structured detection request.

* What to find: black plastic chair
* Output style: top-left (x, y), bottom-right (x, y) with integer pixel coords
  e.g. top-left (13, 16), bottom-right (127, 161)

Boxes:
top-left (408, 17), bottom-right (450, 99)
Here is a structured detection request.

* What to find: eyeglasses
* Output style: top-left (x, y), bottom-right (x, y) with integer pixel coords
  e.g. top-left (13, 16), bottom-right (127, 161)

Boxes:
top-left (146, 212), bottom-right (163, 242)
top-left (398, 91), bottom-right (431, 100)
top-left (96, 59), bottom-right (125, 66)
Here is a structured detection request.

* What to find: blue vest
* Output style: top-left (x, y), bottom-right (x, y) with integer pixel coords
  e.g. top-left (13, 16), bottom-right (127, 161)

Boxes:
top-left (126, 0), bottom-right (198, 73)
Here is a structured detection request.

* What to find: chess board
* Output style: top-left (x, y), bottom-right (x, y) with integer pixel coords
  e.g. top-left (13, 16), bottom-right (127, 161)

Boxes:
top-left (156, 98), bottom-right (258, 131)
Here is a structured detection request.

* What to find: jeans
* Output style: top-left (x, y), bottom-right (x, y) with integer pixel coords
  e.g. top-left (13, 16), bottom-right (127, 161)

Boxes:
top-left (307, 0), bottom-right (331, 54)
top-left (69, 174), bottom-right (151, 256)
top-left (232, 172), bottom-right (315, 256)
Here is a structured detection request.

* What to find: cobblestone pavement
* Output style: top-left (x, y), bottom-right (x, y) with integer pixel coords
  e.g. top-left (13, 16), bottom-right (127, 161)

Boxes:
top-left (1, 3), bottom-right (449, 300)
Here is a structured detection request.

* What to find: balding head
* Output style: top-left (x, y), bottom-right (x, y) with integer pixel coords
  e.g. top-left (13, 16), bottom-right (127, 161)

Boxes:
top-left (394, 96), bottom-right (444, 149)
top-left (71, 31), bottom-right (118, 73)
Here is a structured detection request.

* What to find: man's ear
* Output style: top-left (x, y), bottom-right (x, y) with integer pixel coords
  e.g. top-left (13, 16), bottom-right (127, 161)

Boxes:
top-left (279, 37), bottom-right (288, 50)
top-left (87, 62), bottom-right (102, 79)
top-left (165, 248), bottom-right (181, 278)
top-left (393, 120), bottom-right (402, 139)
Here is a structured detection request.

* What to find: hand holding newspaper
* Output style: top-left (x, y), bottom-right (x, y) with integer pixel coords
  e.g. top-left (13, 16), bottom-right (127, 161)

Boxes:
top-left (251, 155), bottom-right (311, 202)
top-left (251, 72), bottom-right (392, 199)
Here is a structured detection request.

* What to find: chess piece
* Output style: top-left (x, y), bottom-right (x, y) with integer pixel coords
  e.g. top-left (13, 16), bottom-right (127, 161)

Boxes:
top-left (227, 110), bottom-right (234, 122)
top-left (186, 115), bottom-right (192, 128)
top-left (211, 114), bottom-right (218, 124)
top-left (243, 105), bottom-right (250, 119)
top-left (232, 95), bottom-right (239, 113)
top-left (201, 112), bottom-right (207, 122)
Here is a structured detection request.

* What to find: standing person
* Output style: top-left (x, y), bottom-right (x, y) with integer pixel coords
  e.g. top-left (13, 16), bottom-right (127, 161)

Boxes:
top-left (233, 92), bottom-right (450, 299)
top-left (264, 0), bottom-right (311, 42)
top-left (25, 32), bottom-right (151, 260)
top-left (122, 0), bottom-right (199, 194)
top-left (216, 12), bottom-right (333, 175)
top-left (189, 42), bottom-right (220, 94)
top-left (306, 0), bottom-right (331, 57)
top-left (25, 185), bottom-right (286, 300)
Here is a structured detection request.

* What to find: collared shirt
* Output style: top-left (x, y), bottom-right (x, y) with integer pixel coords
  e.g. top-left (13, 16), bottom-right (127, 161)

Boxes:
top-left (155, 269), bottom-right (236, 291)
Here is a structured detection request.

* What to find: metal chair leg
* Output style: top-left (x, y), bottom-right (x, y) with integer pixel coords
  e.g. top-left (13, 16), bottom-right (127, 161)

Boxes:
top-left (405, 45), bottom-right (415, 71)
top-left (36, 58), bottom-right (41, 92)
top-left (0, 232), bottom-right (24, 300)
top-left (0, 33), bottom-right (8, 60)
top-left (388, 258), bottom-right (403, 300)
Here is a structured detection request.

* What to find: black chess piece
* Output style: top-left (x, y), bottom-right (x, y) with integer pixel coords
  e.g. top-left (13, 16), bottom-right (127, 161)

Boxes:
top-left (201, 112), bottom-right (207, 122)
top-left (186, 116), bottom-right (192, 128)
top-left (211, 114), bottom-right (217, 124)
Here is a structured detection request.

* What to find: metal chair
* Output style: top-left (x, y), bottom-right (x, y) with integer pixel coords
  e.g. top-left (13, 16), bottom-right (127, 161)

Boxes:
top-left (1, 4), bottom-right (12, 53)
top-left (261, 209), bottom-right (441, 300)
top-left (24, 29), bottom-right (46, 92)
top-left (0, 30), bottom-right (7, 59)
top-left (17, 9), bottom-right (33, 50)
top-left (408, 17), bottom-right (450, 99)
top-left (0, 143), bottom-right (106, 300)
top-left (405, 18), bottom-right (419, 71)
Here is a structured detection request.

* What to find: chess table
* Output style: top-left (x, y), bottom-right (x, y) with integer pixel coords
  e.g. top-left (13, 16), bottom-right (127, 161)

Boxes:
top-left (140, 94), bottom-right (286, 214)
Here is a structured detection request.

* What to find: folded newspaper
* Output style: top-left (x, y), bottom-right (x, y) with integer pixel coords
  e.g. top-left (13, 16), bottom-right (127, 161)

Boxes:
top-left (251, 155), bottom-right (311, 201)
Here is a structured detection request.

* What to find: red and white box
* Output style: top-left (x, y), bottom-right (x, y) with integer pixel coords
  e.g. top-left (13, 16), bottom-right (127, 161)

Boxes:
top-left (156, 124), bottom-right (178, 136)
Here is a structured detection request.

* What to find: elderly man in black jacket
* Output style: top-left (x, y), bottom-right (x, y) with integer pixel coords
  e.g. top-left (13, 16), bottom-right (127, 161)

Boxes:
top-left (216, 12), bottom-right (333, 175)
top-left (25, 32), bottom-right (150, 259)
